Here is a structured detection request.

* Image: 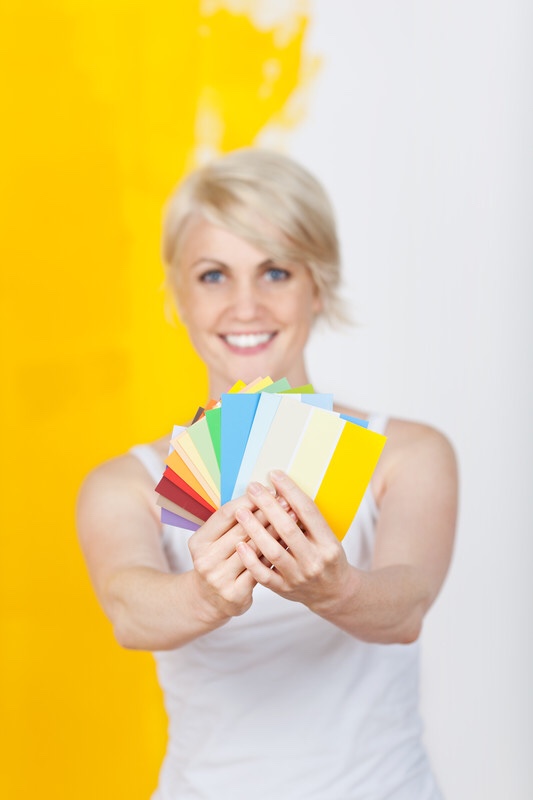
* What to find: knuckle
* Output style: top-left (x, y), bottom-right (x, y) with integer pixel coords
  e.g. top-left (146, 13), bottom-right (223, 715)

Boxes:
top-left (222, 586), bottom-right (251, 615)
top-left (194, 555), bottom-right (216, 583)
top-left (218, 504), bottom-right (235, 525)
top-left (192, 552), bottom-right (206, 573)
top-left (323, 545), bottom-right (338, 566)
top-left (261, 573), bottom-right (274, 589)
top-left (232, 597), bottom-right (253, 616)
top-left (277, 517), bottom-right (297, 539)
top-left (269, 551), bottom-right (284, 567)
top-left (219, 585), bottom-right (234, 604)
top-left (302, 560), bottom-right (321, 581)
top-left (303, 501), bottom-right (321, 525)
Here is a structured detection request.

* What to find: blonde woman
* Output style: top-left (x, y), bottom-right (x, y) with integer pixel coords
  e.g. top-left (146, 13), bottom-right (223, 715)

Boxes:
top-left (77, 149), bottom-right (457, 799)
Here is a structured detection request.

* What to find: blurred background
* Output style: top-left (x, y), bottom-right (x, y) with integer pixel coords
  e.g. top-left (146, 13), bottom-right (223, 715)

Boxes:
top-left (1, 1), bottom-right (531, 797)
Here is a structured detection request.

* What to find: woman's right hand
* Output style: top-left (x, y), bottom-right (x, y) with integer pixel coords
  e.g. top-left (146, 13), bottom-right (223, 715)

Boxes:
top-left (77, 455), bottom-right (280, 650)
top-left (188, 496), bottom-right (276, 624)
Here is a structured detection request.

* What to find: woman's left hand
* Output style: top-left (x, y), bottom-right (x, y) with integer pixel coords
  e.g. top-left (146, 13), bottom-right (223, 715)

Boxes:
top-left (234, 470), bottom-right (353, 612)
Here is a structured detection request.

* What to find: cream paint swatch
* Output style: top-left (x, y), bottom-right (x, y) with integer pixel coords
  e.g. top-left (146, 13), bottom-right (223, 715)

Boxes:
top-left (156, 494), bottom-right (205, 525)
top-left (249, 396), bottom-right (314, 489)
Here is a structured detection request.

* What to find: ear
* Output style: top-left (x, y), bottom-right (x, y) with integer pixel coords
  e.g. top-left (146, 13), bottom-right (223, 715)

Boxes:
top-left (312, 286), bottom-right (324, 316)
top-left (168, 280), bottom-right (187, 325)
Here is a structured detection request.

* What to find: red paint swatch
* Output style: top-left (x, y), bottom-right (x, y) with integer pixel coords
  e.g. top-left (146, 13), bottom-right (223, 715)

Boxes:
top-left (155, 476), bottom-right (213, 522)
top-left (163, 466), bottom-right (216, 512)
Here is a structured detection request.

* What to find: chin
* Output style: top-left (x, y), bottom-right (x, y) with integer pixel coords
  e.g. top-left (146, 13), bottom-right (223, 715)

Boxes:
top-left (220, 360), bottom-right (279, 390)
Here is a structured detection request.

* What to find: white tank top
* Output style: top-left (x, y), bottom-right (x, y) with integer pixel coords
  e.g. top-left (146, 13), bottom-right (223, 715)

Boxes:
top-left (131, 415), bottom-right (442, 800)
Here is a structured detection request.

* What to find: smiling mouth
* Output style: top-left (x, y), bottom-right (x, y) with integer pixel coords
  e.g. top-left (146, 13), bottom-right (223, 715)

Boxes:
top-left (220, 332), bottom-right (277, 352)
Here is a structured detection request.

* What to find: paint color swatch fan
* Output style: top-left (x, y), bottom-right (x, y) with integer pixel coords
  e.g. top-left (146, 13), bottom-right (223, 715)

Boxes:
top-left (155, 377), bottom-right (387, 540)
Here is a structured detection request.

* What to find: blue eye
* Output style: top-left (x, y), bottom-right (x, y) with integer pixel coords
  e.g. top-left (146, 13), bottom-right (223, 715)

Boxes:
top-left (265, 266), bottom-right (290, 282)
top-left (200, 269), bottom-right (224, 284)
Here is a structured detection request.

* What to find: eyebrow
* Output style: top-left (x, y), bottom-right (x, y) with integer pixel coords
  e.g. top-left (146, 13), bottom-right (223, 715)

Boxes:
top-left (190, 257), bottom-right (278, 270)
top-left (191, 258), bottom-right (228, 269)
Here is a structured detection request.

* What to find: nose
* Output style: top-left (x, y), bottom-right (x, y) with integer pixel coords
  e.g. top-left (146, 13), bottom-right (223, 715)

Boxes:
top-left (230, 278), bottom-right (263, 321)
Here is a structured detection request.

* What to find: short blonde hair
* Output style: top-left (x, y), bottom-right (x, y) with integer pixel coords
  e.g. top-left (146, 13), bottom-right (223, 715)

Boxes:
top-left (162, 148), bottom-right (348, 326)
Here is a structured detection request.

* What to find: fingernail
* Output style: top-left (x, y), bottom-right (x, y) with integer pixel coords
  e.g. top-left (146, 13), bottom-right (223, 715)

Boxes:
top-left (247, 482), bottom-right (263, 496)
top-left (276, 496), bottom-right (289, 510)
top-left (235, 507), bottom-right (251, 522)
top-left (270, 469), bottom-right (285, 481)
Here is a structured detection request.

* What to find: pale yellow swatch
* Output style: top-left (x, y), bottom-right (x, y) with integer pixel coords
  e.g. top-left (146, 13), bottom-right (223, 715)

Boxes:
top-left (173, 431), bottom-right (220, 503)
top-left (287, 409), bottom-right (345, 497)
top-left (242, 376), bottom-right (273, 393)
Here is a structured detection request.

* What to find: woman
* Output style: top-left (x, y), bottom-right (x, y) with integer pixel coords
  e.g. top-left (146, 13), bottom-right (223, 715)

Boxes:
top-left (77, 149), bottom-right (457, 799)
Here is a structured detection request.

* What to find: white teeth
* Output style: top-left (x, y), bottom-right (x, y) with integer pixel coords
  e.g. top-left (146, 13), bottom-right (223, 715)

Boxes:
top-left (224, 333), bottom-right (274, 349)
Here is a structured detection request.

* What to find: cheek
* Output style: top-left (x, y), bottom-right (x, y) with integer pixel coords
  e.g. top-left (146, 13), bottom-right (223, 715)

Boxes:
top-left (286, 285), bottom-right (321, 326)
top-left (175, 285), bottom-right (209, 328)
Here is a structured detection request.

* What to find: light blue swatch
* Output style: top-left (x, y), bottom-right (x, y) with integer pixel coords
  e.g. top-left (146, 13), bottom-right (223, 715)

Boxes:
top-left (220, 393), bottom-right (262, 504)
top-left (340, 413), bottom-right (368, 428)
top-left (231, 392), bottom-right (283, 499)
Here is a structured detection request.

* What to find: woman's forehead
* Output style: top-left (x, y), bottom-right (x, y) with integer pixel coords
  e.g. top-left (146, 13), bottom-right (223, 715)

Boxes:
top-left (180, 213), bottom-right (286, 265)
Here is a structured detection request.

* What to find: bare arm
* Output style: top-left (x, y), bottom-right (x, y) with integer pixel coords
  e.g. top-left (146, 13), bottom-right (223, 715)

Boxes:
top-left (235, 421), bottom-right (458, 644)
top-left (77, 455), bottom-right (262, 651)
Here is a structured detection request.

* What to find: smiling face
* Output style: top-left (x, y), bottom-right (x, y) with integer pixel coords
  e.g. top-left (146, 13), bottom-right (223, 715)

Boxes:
top-left (174, 216), bottom-right (322, 397)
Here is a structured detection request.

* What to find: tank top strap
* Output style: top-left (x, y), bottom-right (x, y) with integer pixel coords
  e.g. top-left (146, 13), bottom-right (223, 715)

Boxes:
top-left (130, 444), bottom-right (165, 483)
top-left (366, 412), bottom-right (389, 436)
top-left (362, 413), bottom-right (389, 519)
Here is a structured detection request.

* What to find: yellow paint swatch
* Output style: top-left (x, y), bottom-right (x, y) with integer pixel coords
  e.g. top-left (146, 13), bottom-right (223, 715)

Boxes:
top-left (242, 376), bottom-right (273, 393)
top-left (314, 424), bottom-right (387, 540)
top-left (229, 380), bottom-right (247, 393)
top-left (287, 409), bottom-right (344, 497)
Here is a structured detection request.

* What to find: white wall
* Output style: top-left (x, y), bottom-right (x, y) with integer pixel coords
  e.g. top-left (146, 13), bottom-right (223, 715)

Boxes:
top-left (273, 2), bottom-right (533, 797)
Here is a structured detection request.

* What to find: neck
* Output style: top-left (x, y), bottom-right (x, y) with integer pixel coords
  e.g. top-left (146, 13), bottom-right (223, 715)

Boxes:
top-left (207, 360), bottom-right (313, 400)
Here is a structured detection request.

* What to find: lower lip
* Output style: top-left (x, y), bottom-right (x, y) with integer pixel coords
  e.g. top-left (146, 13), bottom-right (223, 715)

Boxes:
top-left (220, 334), bottom-right (277, 356)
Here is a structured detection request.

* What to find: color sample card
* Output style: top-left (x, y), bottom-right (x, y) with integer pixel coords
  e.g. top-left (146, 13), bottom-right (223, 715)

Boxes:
top-left (248, 396), bottom-right (314, 489)
top-left (188, 417), bottom-right (220, 488)
top-left (287, 408), bottom-right (345, 497)
top-left (231, 392), bottom-right (283, 499)
top-left (314, 421), bottom-right (386, 539)
top-left (155, 377), bottom-right (387, 540)
top-left (220, 392), bottom-right (263, 503)
top-left (161, 507), bottom-right (200, 531)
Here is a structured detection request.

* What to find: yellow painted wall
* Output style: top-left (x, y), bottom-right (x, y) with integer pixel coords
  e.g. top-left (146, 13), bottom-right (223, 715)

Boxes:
top-left (0, 2), bottom-right (311, 796)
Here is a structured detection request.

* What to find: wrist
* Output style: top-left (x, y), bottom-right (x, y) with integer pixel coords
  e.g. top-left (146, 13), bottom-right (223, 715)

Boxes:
top-left (187, 570), bottom-right (232, 630)
top-left (310, 564), bottom-right (364, 621)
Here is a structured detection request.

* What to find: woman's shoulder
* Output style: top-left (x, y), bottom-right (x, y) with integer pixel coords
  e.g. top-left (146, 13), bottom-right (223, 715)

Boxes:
top-left (78, 433), bottom-right (172, 505)
top-left (77, 434), bottom-right (174, 537)
top-left (335, 402), bottom-right (452, 444)
top-left (334, 404), bottom-right (457, 505)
